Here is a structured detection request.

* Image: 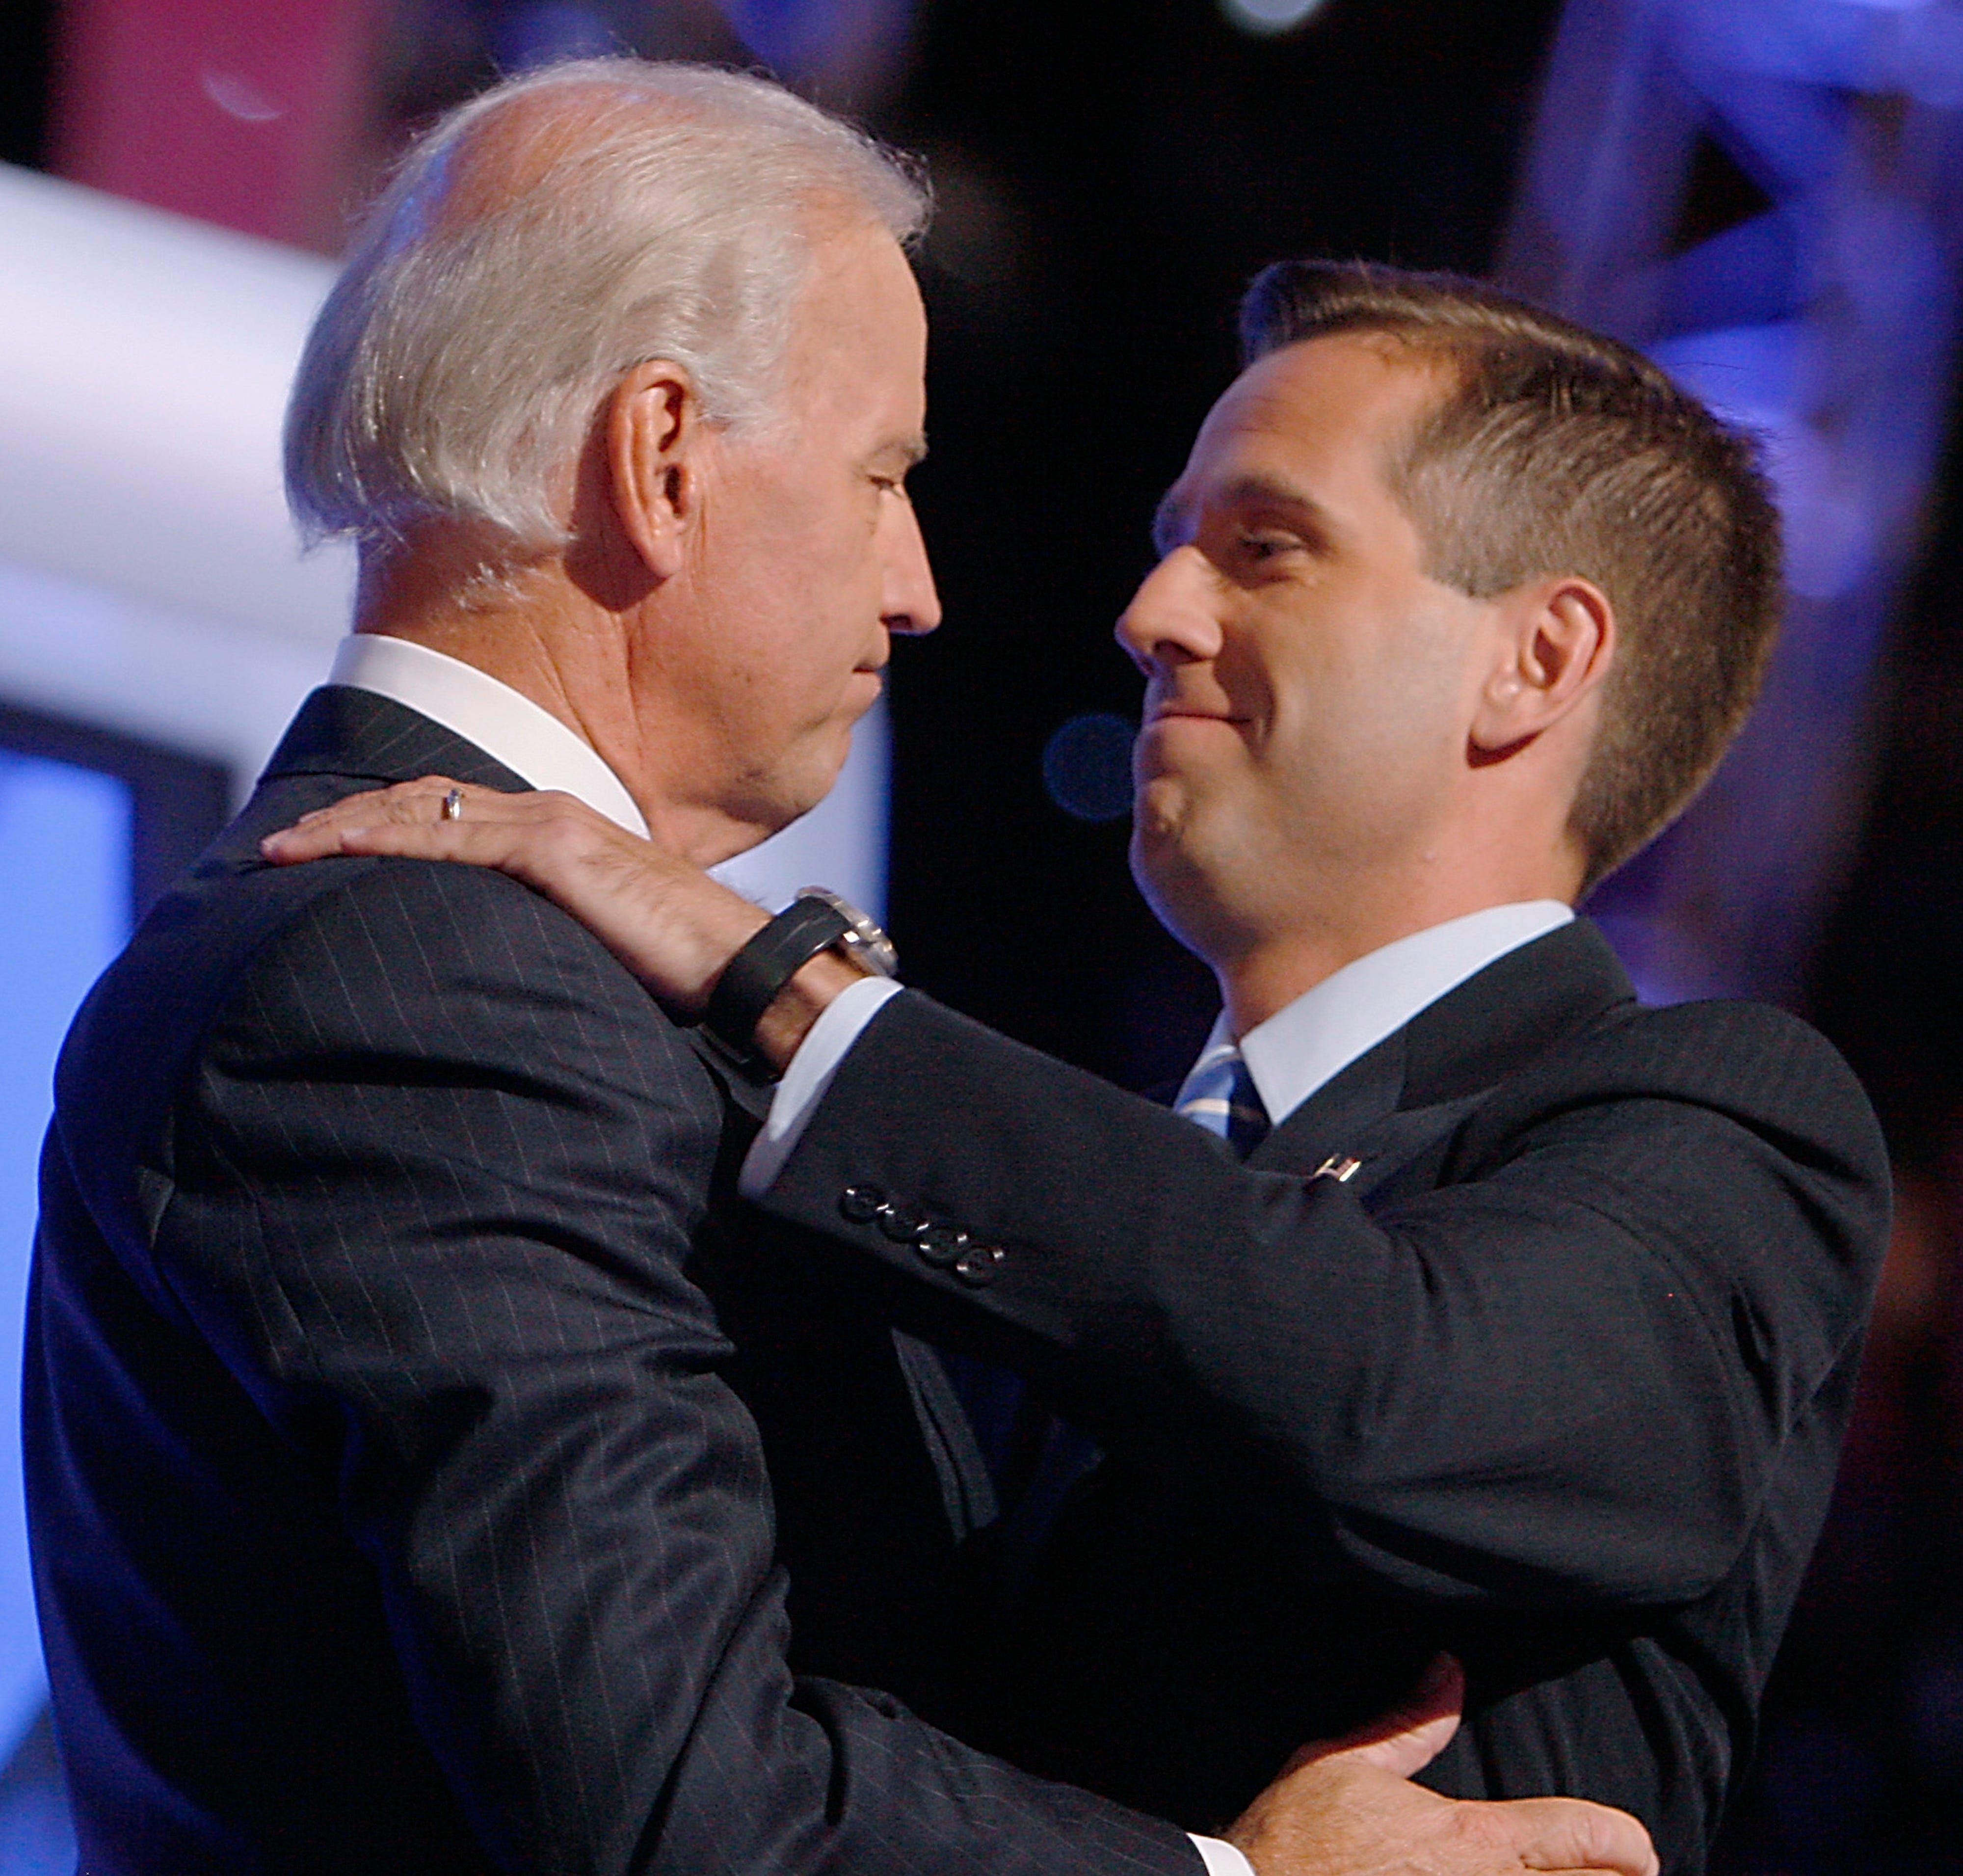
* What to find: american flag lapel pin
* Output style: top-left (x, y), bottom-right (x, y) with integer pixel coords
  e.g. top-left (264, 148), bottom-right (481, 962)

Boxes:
top-left (1312, 1155), bottom-right (1363, 1183)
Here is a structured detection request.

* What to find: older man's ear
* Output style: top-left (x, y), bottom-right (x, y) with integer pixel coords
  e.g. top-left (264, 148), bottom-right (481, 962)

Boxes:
top-left (1467, 576), bottom-right (1616, 759)
top-left (606, 360), bottom-right (706, 582)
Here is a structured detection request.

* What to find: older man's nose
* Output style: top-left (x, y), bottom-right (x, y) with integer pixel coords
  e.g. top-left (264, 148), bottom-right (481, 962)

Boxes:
top-left (1116, 546), bottom-right (1220, 673)
top-left (883, 500), bottom-right (941, 637)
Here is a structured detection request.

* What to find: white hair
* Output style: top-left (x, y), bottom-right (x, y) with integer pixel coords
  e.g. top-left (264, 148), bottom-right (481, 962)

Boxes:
top-left (285, 60), bottom-right (929, 557)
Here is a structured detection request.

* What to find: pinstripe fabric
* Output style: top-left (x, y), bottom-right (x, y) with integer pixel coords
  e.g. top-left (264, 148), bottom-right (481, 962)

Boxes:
top-left (24, 688), bottom-right (1198, 1876)
top-left (758, 925), bottom-right (1894, 1868)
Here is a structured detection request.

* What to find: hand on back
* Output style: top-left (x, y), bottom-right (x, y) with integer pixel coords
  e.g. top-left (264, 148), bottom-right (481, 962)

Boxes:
top-left (1230, 1660), bottom-right (1657, 1876)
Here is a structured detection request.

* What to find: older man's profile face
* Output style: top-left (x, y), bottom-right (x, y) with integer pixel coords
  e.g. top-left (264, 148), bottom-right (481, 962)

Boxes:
top-left (1119, 333), bottom-right (1497, 957)
top-left (639, 219), bottom-right (939, 849)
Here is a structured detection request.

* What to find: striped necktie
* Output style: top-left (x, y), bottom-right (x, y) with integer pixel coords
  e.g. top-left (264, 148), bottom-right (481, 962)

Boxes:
top-left (1175, 1045), bottom-right (1270, 1158)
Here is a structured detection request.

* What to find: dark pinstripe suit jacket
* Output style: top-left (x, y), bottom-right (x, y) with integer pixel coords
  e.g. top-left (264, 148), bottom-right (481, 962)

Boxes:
top-left (23, 687), bottom-right (1196, 1876)
top-left (754, 927), bottom-right (1893, 1873)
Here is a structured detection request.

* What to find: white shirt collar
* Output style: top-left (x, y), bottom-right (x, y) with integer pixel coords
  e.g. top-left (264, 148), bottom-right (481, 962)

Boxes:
top-left (1178, 900), bottom-right (1574, 1132)
top-left (328, 633), bottom-right (650, 838)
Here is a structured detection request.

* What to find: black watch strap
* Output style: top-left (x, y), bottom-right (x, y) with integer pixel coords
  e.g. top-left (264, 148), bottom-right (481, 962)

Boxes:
top-left (702, 896), bottom-right (853, 1071)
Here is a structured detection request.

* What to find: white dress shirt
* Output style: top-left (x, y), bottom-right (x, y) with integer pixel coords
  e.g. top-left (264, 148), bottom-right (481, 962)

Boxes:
top-left (747, 902), bottom-right (1574, 1201)
top-left (329, 632), bottom-right (651, 836)
top-left (1173, 900), bottom-right (1574, 1131)
top-left (328, 637), bottom-right (1245, 1870)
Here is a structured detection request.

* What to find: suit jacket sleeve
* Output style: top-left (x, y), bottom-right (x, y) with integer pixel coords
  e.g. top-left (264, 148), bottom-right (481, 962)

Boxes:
top-left (157, 861), bottom-right (1196, 1876)
top-left (755, 990), bottom-right (1890, 1611)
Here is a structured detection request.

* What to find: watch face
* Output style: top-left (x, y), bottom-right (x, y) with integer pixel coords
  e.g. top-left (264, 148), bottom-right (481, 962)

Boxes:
top-left (795, 887), bottom-right (899, 978)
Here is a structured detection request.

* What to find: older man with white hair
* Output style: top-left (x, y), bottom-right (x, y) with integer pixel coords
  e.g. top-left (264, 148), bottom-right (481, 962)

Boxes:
top-left (25, 60), bottom-right (1654, 1876)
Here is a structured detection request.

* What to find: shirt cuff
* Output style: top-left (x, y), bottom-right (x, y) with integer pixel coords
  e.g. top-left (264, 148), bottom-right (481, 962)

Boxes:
top-left (736, 975), bottom-right (905, 1201)
top-left (1189, 1836), bottom-right (1256, 1876)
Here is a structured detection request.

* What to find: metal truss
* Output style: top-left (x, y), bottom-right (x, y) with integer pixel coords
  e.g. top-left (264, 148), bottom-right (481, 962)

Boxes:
top-left (1499, 0), bottom-right (1963, 1003)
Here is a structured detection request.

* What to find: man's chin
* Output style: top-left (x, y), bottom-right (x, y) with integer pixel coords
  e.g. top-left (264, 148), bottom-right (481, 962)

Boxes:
top-left (1131, 852), bottom-right (1232, 974)
top-left (737, 741), bottom-right (854, 846)
top-left (1132, 772), bottom-right (1200, 849)
top-left (1130, 786), bottom-right (1250, 952)
top-left (1129, 792), bottom-right (1204, 910)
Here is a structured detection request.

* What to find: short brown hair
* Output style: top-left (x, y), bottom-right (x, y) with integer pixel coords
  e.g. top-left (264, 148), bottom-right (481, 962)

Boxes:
top-left (1239, 260), bottom-right (1782, 889)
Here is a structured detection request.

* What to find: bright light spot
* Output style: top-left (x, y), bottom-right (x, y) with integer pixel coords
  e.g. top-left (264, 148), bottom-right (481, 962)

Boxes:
top-left (199, 70), bottom-right (283, 124)
top-left (1220, 0), bottom-right (1329, 34)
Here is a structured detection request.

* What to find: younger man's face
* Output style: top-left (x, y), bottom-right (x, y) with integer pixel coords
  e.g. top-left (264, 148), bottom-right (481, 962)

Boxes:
top-left (1119, 332), bottom-right (1500, 963)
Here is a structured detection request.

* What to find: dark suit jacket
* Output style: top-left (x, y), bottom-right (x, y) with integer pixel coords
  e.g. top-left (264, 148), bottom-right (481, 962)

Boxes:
top-left (23, 687), bottom-right (1195, 1876)
top-left (754, 922), bottom-right (1892, 1874)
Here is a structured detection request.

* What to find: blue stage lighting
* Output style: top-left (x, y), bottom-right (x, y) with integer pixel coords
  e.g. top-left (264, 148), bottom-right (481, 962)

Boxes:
top-left (494, 2), bottom-right (618, 71)
top-left (717, 0), bottom-right (892, 72)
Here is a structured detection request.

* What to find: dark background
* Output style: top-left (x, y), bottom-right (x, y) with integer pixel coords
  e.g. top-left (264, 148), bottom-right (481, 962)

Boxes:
top-left (883, 0), bottom-right (1571, 1090)
top-left (10, 0), bottom-right (1963, 1866)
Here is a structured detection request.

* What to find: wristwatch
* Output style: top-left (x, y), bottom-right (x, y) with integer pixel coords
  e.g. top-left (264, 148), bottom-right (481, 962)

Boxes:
top-left (701, 887), bottom-right (897, 1075)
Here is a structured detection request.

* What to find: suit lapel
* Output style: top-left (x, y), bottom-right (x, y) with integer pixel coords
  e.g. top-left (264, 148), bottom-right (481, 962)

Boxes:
top-left (1246, 1034), bottom-right (1407, 1180)
top-left (1247, 920), bottom-right (1637, 1200)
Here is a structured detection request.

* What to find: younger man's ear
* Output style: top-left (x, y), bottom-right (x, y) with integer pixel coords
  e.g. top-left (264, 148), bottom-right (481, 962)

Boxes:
top-left (1470, 576), bottom-right (1616, 755)
top-left (606, 361), bottom-right (705, 582)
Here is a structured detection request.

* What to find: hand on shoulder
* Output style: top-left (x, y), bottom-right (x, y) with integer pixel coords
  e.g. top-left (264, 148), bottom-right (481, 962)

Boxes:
top-left (260, 777), bottom-right (769, 1016)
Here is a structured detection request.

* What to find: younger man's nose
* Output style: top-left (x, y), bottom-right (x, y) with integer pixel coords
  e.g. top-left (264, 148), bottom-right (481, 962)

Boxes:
top-left (1116, 546), bottom-right (1222, 674)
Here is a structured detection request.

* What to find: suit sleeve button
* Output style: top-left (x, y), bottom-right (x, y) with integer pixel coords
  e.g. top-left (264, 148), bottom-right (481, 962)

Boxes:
top-left (878, 1205), bottom-right (927, 1244)
top-left (952, 1245), bottom-right (1006, 1287)
top-left (840, 1184), bottom-right (886, 1224)
top-left (914, 1225), bottom-right (968, 1268)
